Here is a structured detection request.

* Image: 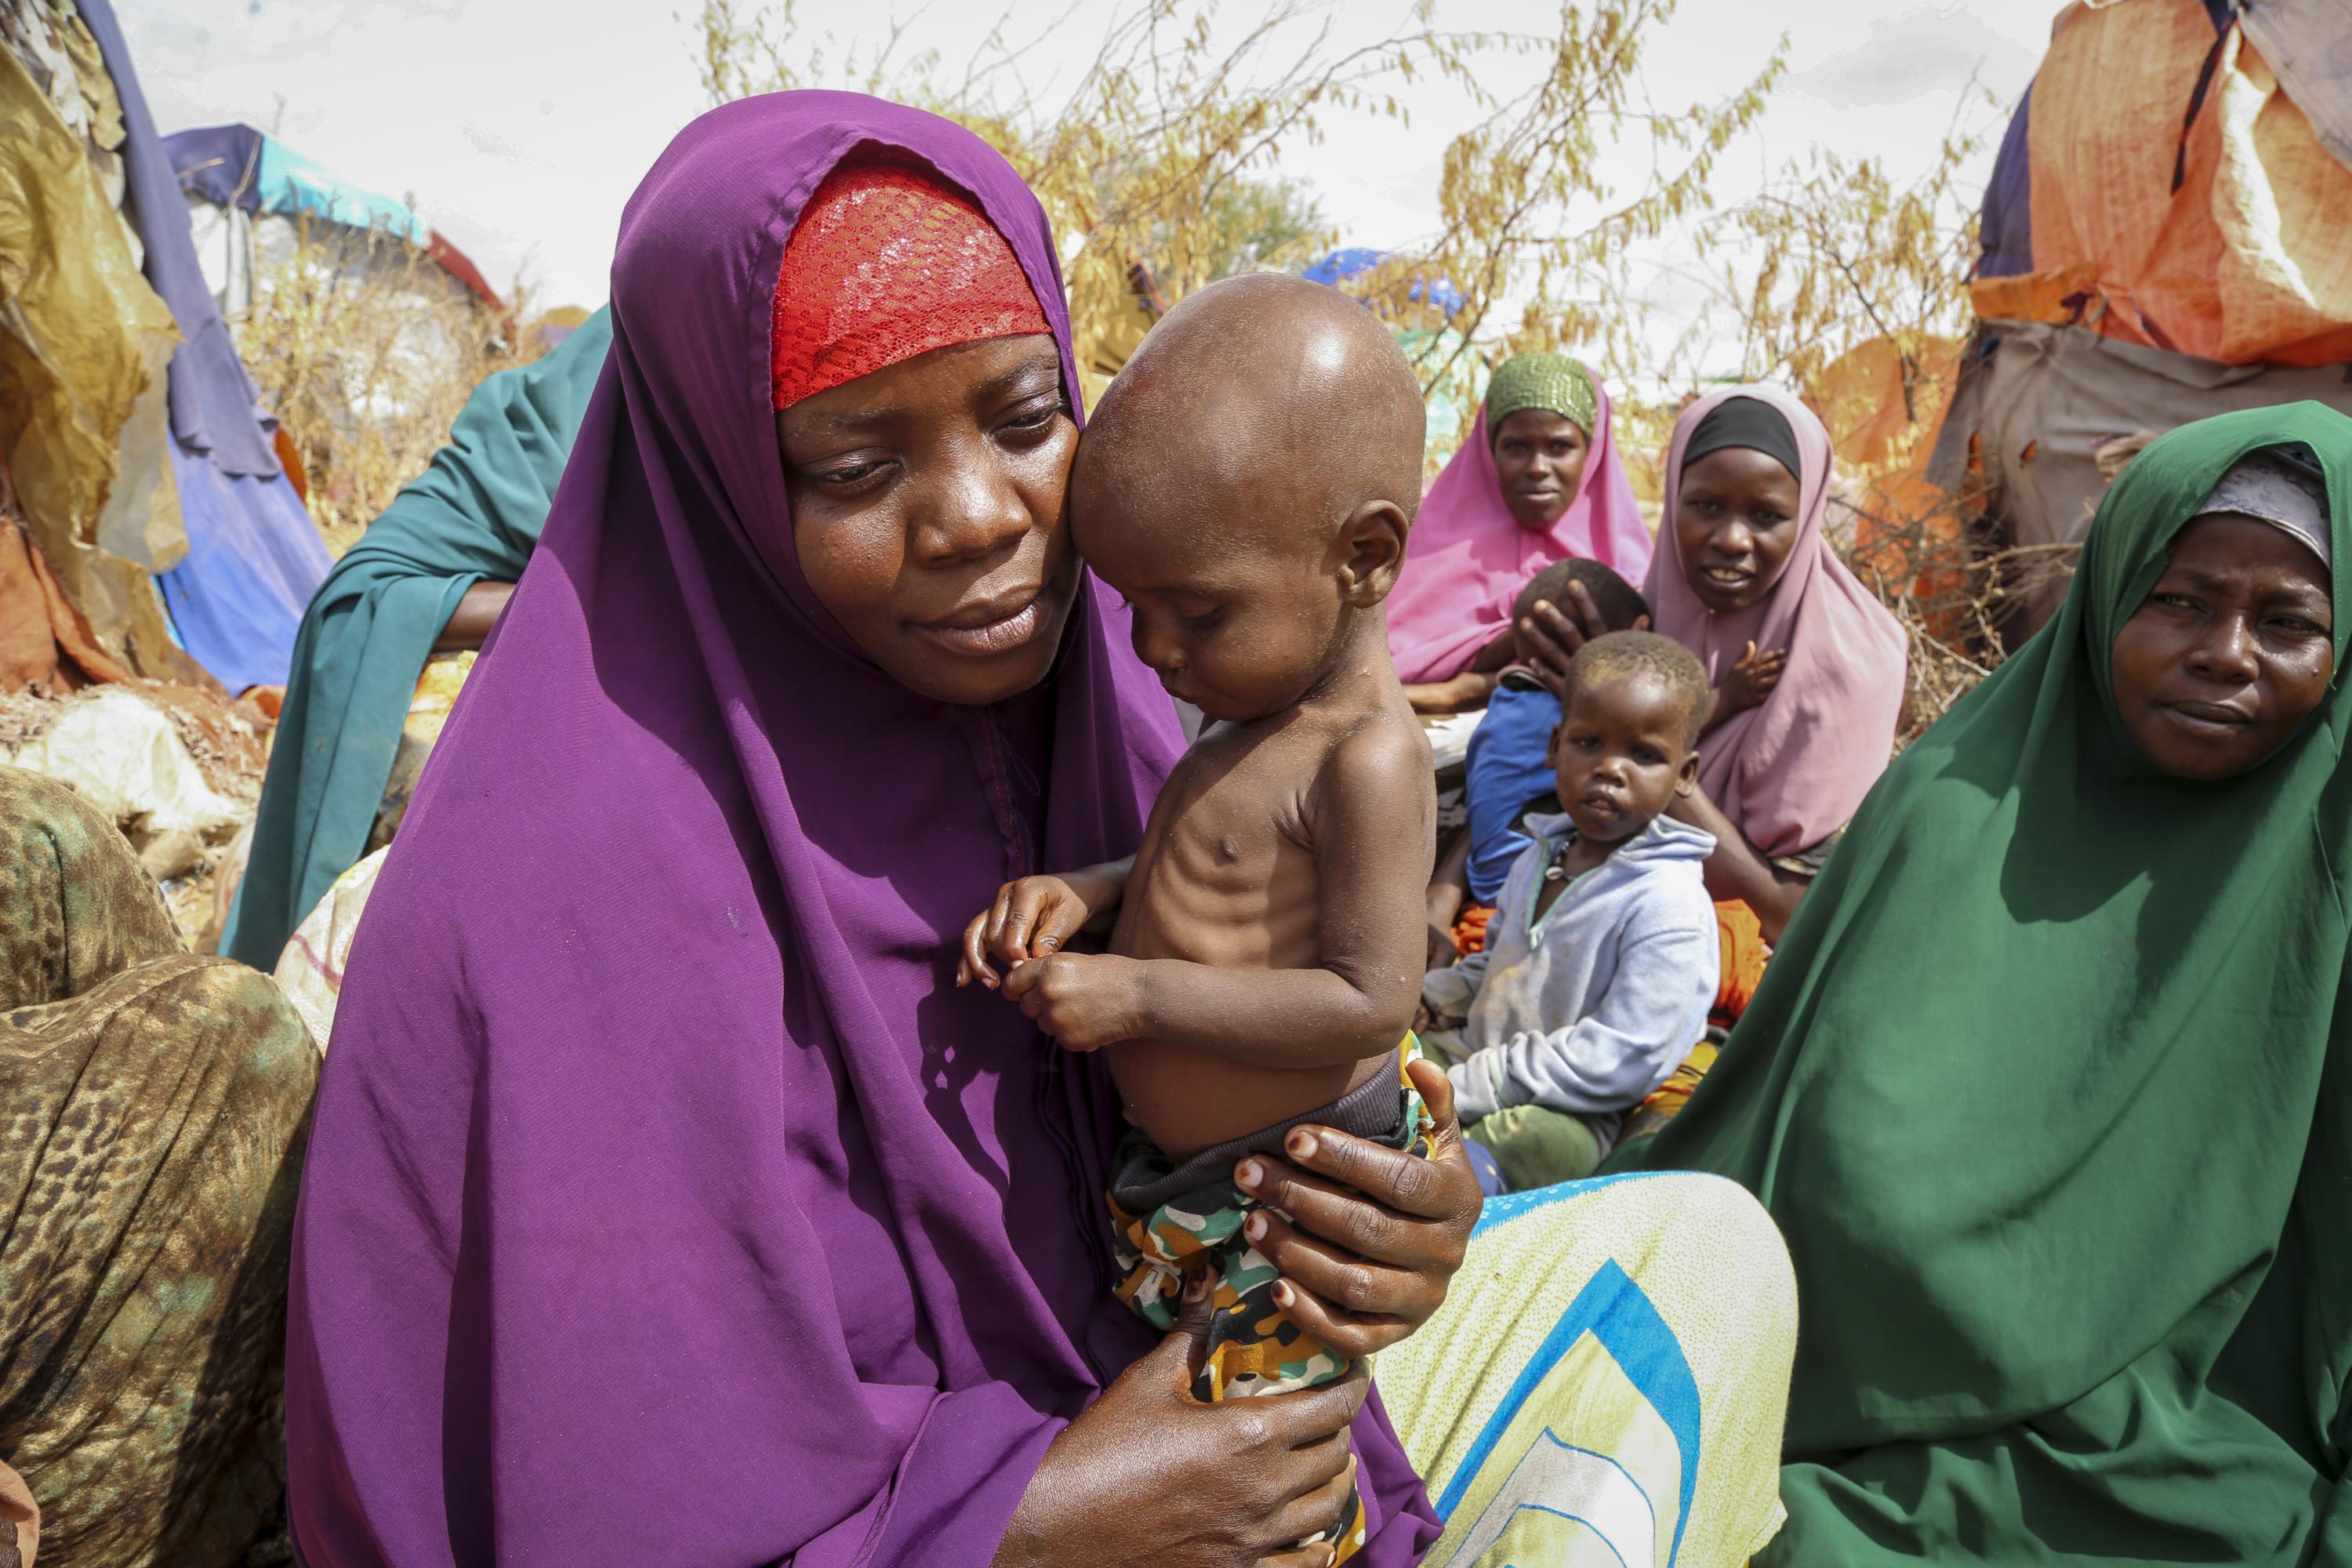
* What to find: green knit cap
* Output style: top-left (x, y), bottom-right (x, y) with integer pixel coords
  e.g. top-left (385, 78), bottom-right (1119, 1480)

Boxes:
top-left (1484, 353), bottom-right (1597, 438)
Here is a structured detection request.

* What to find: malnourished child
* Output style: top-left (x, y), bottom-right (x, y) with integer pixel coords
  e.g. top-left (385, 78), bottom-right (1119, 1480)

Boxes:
top-left (1424, 632), bottom-right (1721, 1188)
top-left (960, 273), bottom-right (1436, 1564)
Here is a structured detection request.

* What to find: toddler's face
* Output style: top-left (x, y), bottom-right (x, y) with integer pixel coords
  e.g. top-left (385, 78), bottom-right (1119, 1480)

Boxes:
top-left (1077, 507), bottom-right (1350, 724)
top-left (2110, 511), bottom-right (2333, 780)
top-left (1548, 673), bottom-right (1700, 846)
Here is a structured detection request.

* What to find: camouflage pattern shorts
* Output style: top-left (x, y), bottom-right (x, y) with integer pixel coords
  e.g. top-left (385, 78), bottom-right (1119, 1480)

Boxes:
top-left (1108, 1036), bottom-right (1433, 1563)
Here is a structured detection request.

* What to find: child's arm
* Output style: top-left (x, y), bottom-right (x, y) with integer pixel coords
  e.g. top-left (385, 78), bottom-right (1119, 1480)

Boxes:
top-left (1448, 921), bottom-right (1717, 1124)
top-left (1003, 725), bottom-right (1432, 1066)
top-left (956, 858), bottom-right (1132, 989)
top-left (1424, 831), bottom-right (1472, 971)
top-left (1667, 783), bottom-right (1809, 943)
top-left (1419, 943), bottom-right (1492, 1029)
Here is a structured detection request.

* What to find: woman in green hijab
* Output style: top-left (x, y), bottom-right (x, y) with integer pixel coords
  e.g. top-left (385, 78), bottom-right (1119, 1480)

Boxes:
top-left (1622, 403), bottom-right (2352, 1563)
top-left (222, 310), bottom-right (612, 970)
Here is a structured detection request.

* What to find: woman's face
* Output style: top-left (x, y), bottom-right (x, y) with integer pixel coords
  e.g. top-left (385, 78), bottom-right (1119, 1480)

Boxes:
top-left (778, 334), bottom-right (1081, 706)
top-left (2110, 512), bottom-right (2334, 780)
top-left (1492, 409), bottom-right (1591, 529)
top-left (1673, 446), bottom-right (1804, 615)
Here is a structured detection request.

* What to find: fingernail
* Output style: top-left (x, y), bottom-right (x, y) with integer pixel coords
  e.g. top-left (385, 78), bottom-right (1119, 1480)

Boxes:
top-left (1519, 617), bottom-right (1534, 630)
top-left (1534, 600), bottom-right (1551, 612)
top-left (1287, 1131), bottom-right (1318, 1160)
top-left (1235, 1159), bottom-right (1261, 1191)
top-left (1184, 1272), bottom-right (1210, 1302)
top-left (1244, 1213), bottom-right (1267, 1243)
top-left (1274, 1282), bottom-right (1294, 1308)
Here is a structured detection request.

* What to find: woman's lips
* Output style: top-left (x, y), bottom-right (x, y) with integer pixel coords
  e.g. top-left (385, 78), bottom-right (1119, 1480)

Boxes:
top-left (2159, 698), bottom-right (2254, 736)
top-left (912, 593), bottom-right (1044, 656)
top-left (1699, 564), bottom-right (1753, 588)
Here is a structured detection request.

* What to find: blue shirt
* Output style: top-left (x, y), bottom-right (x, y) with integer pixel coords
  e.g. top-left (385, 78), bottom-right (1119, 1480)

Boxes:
top-left (1463, 675), bottom-right (1560, 905)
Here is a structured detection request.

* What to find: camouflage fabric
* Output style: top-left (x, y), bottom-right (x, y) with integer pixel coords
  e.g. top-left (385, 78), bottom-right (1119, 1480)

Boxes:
top-left (0, 767), bottom-right (317, 1567)
top-left (1110, 1036), bottom-right (1433, 1565)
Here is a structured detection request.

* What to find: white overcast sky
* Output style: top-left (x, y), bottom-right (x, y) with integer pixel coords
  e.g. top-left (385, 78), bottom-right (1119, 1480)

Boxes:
top-left (120, 0), bottom-right (2063, 320)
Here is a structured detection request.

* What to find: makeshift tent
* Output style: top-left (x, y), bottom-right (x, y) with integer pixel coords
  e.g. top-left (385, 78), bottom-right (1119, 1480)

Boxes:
top-left (76, 0), bottom-right (331, 694)
top-left (1934, 0), bottom-right (2352, 630)
top-left (164, 122), bottom-right (503, 314)
top-left (0, 0), bottom-right (195, 688)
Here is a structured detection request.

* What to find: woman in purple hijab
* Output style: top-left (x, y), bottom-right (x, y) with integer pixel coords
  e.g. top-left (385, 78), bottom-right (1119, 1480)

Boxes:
top-left (285, 92), bottom-right (1800, 1568)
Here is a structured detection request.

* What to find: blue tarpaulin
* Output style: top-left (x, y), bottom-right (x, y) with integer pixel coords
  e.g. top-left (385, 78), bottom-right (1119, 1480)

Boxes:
top-left (164, 122), bottom-right (430, 245)
top-left (1304, 247), bottom-right (1466, 316)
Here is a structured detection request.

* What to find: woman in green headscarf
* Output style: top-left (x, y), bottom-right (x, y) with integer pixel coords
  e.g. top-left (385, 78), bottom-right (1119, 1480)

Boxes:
top-left (1621, 403), bottom-right (2352, 1563)
top-left (222, 310), bottom-right (612, 971)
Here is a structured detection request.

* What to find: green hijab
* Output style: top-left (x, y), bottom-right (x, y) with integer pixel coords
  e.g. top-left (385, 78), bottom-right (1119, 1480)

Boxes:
top-left (1483, 352), bottom-right (1596, 436)
top-left (1622, 402), bottom-right (2352, 1563)
top-left (223, 309), bottom-right (612, 969)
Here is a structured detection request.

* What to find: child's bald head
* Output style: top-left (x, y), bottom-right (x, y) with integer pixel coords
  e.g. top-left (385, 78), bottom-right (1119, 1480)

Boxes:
top-left (1071, 274), bottom-right (1427, 720)
top-left (1080, 272), bottom-right (1426, 534)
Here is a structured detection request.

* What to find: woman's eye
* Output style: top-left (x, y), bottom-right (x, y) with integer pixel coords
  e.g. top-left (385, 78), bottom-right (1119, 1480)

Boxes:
top-left (816, 461), bottom-right (885, 487)
top-left (1178, 608), bottom-right (1223, 633)
top-left (2271, 615), bottom-right (2328, 637)
top-left (1000, 397), bottom-right (1065, 434)
top-left (2154, 593), bottom-right (2199, 612)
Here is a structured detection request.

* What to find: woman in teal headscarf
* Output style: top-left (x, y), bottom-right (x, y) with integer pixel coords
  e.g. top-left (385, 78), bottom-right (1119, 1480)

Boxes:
top-left (222, 310), bottom-right (612, 970)
top-left (1620, 403), bottom-right (2352, 1562)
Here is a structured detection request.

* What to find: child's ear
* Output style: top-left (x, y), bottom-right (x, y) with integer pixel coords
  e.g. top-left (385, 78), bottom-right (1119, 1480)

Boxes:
top-left (1335, 500), bottom-right (1410, 607)
top-left (1676, 746), bottom-right (1701, 797)
top-left (1548, 722), bottom-right (1566, 766)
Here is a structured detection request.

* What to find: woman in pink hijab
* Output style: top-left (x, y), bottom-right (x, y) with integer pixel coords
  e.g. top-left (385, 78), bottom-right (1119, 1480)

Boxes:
top-left (1388, 354), bottom-right (1652, 711)
top-left (1646, 384), bottom-right (1908, 942)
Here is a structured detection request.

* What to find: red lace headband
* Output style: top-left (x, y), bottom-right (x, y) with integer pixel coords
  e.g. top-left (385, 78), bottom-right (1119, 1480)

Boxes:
top-left (771, 151), bottom-right (1051, 410)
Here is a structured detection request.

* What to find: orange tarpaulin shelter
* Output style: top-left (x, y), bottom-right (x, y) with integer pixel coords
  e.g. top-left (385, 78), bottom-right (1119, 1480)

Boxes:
top-left (1980, 0), bottom-right (2352, 367)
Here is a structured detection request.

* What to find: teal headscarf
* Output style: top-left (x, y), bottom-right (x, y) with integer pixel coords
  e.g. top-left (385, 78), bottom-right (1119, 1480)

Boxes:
top-left (222, 309), bottom-right (612, 968)
top-left (1622, 403), bottom-right (2352, 1563)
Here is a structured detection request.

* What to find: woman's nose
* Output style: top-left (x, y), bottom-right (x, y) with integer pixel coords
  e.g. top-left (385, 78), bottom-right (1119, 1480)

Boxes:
top-left (2189, 615), bottom-right (2262, 683)
top-left (1710, 520), bottom-right (1754, 558)
top-left (911, 444), bottom-right (1030, 565)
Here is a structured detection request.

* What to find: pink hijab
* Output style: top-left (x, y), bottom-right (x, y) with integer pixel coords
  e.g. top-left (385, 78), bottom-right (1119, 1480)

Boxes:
top-left (1386, 372), bottom-right (1652, 684)
top-left (1645, 384), bottom-right (1908, 858)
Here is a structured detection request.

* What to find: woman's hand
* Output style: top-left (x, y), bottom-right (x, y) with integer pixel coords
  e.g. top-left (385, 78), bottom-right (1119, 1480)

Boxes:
top-left (1516, 583), bottom-right (1653, 698)
top-left (1231, 1059), bottom-right (1479, 1357)
top-left (994, 1279), bottom-right (1367, 1568)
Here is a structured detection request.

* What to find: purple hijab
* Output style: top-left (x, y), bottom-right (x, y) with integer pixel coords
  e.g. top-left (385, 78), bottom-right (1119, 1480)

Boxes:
top-left (284, 93), bottom-right (1439, 1566)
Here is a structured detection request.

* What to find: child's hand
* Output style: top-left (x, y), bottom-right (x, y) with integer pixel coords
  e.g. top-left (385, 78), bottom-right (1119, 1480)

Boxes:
top-left (959, 876), bottom-right (1096, 989)
top-left (1000, 952), bottom-right (1146, 1051)
top-left (1718, 641), bottom-right (1788, 716)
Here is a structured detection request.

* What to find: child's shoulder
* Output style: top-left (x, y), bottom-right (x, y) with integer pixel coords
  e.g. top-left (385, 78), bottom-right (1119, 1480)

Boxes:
top-left (1315, 700), bottom-right (1434, 806)
top-left (1613, 826), bottom-right (1720, 932)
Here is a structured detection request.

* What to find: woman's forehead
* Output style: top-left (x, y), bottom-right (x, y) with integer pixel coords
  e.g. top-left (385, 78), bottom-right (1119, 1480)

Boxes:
top-left (2162, 511), bottom-right (2332, 597)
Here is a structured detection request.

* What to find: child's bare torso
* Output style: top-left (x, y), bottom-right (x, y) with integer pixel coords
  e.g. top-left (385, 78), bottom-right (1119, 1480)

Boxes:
top-left (1108, 702), bottom-right (1418, 1159)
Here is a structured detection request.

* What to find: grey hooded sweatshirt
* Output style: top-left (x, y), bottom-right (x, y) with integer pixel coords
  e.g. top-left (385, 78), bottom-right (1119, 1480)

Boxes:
top-left (1425, 809), bottom-right (1719, 1152)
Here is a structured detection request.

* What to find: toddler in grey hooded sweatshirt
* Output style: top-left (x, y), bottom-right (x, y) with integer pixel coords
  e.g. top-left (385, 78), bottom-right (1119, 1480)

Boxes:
top-left (1421, 631), bottom-right (1721, 1171)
